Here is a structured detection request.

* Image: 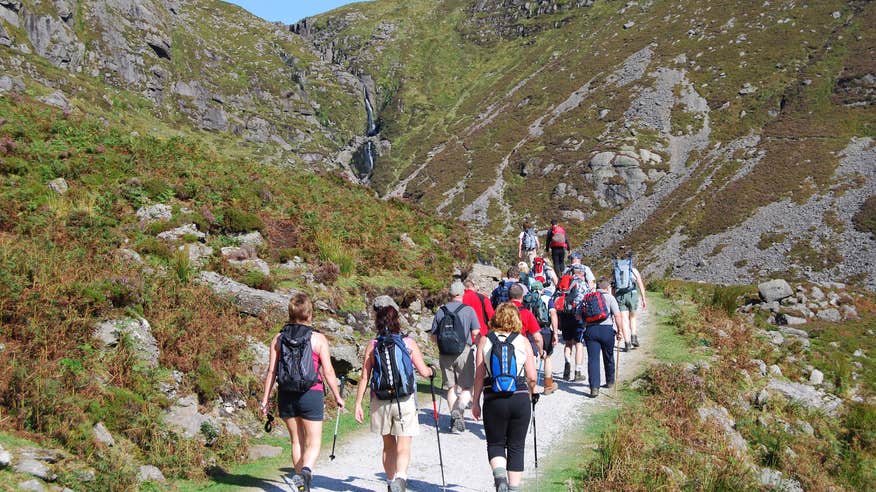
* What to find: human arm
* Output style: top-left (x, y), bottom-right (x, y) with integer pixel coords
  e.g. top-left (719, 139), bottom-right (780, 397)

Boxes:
top-left (549, 308), bottom-right (559, 345)
top-left (608, 294), bottom-right (623, 341)
top-left (353, 341), bottom-right (375, 424)
top-left (635, 270), bottom-right (647, 310)
top-left (548, 267), bottom-right (558, 286)
top-left (316, 334), bottom-right (344, 409)
top-left (471, 336), bottom-right (488, 421)
top-left (517, 233), bottom-right (523, 258)
top-left (260, 334), bottom-right (281, 416)
top-left (545, 229), bottom-right (553, 252)
top-left (586, 267), bottom-right (596, 291)
top-left (408, 339), bottom-right (435, 378)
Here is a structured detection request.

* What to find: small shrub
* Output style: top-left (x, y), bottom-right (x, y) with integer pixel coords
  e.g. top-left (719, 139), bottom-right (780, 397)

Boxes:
top-left (852, 195), bottom-right (876, 237)
top-left (171, 249), bottom-right (193, 284)
top-left (195, 360), bottom-right (222, 403)
top-left (143, 178), bottom-right (173, 199)
top-left (241, 270), bottom-right (275, 291)
top-left (136, 237), bottom-right (172, 259)
top-left (219, 208), bottom-right (264, 233)
top-left (314, 261), bottom-right (340, 285)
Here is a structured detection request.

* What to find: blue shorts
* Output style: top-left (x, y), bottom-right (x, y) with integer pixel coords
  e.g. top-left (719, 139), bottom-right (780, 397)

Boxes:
top-left (278, 389), bottom-right (324, 421)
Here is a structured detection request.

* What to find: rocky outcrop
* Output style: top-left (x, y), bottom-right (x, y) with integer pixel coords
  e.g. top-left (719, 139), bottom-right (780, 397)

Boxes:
top-left (23, 11), bottom-right (85, 69)
top-left (137, 465), bottom-right (166, 483)
top-left (460, 0), bottom-right (595, 42)
top-left (196, 271), bottom-right (292, 319)
top-left (92, 318), bottom-right (160, 367)
top-left (766, 379), bottom-right (842, 417)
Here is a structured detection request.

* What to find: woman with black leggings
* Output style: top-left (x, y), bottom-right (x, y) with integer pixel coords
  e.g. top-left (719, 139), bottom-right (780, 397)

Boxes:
top-left (472, 303), bottom-right (538, 492)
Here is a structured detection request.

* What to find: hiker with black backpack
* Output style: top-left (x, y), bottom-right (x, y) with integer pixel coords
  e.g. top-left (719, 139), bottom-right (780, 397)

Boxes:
top-left (471, 303), bottom-right (539, 492)
top-left (517, 221), bottom-right (540, 264)
top-left (491, 266), bottom-right (529, 308)
top-left (579, 278), bottom-right (622, 398)
top-left (353, 305), bottom-right (435, 492)
top-left (463, 278), bottom-right (494, 337)
top-left (431, 281), bottom-right (481, 433)
top-left (260, 293), bottom-right (345, 492)
top-left (545, 219), bottom-right (570, 274)
top-left (612, 251), bottom-right (648, 351)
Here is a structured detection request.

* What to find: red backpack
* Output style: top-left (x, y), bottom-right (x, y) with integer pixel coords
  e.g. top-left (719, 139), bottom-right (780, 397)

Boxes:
top-left (550, 225), bottom-right (567, 248)
top-left (581, 291), bottom-right (609, 324)
top-left (532, 257), bottom-right (548, 285)
top-left (551, 274), bottom-right (574, 314)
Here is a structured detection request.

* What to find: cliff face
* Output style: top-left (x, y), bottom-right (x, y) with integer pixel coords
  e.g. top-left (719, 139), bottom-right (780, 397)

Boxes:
top-left (295, 0), bottom-right (876, 289)
top-left (0, 0), bottom-right (366, 165)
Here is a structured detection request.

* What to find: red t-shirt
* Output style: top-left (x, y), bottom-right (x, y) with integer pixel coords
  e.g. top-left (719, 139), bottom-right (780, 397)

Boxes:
top-left (511, 300), bottom-right (541, 337)
top-left (462, 289), bottom-right (494, 334)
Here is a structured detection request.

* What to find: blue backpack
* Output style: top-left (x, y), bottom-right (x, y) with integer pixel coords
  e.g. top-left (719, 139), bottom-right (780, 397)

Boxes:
top-left (487, 332), bottom-right (520, 394)
top-left (370, 334), bottom-right (416, 401)
top-left (491, 280), bottom-right (516, 307)
top-left (613, 256), bottom-right (635, 293)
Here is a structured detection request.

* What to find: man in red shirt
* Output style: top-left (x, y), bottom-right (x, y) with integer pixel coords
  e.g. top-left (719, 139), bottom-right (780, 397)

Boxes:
top-left (508, 284), bottom-right (544, 357)
top-left (462, 279), bottom-right (493, 339)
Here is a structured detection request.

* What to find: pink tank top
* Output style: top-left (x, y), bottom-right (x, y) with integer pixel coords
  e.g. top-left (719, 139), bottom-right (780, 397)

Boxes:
top-left (310, 343), bottom-right (324, 392)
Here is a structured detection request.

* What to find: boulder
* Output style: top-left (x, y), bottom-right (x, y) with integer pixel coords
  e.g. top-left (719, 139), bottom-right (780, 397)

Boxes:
top-left (226, 258), bottom-right (270, 277)
top-left (247, 445), bottom-right (283, 461)
top-left (758, 279), bottom-right (793, 303)
top-left (751, 359), bottom-right (767, 377)
top-left (220, 245), bottom-right (256, 261)
top-left (18, 448), bottom-right (63, 464)
top-left (0, 75), bottom-right (25, 93)
top-left (816, 308), bottom-right (841, 322)
top-left (372, 295), bottom-right (400, 313)
top-left (0, 444), bottom-right (10, 468)
top-left (0, 22), bottom-right (9, 47)
top-left (157, 223), bottom-right (205, 242)
top-left (178, 243), bottom-right (213, 267)
top-left (14, 458), bottom-right (55, 481)
top-left (784, 315), bottom-right (807, 325)
top-left (163, 395), bottom-right (209, 439)
top-left (136, 204), bottom-right (172, 225)
top-left (399, 233), bottom-right (417, 248)
top-left (810, 286), bottom-right (826, 301)
top-left (113, 248), bottom-right (144, 266)
top-left (698, 406), bottom-right (747, 458)
top-left (767, 379), bottom-right (842, 416)
top-left (17, 480), bottom-right (45, 492)
top-left (769, 365), bottom-right (782, 377)
top-left (233, 231), bottom-right (265, 248)
top-left (331, 342), bottom-right (361, 376)
top-left (92, 318), bottom-right (159, 367)
top-left (808, 369), bottom-right (824, 386)
top-left (137, 465), bottom-right (166, 483)
top-left (247, 338), bottom-right (270, 377)
top-left (47, 178), bottom-right (68, 195)
top-left (757, 467), bottom-right (803, 492)
top-left (93, 422), bottom-right (115, 447)
top-left (841, 304), bottom-right (859, 320)
top-left (38, 91), bottom-right (71, 111)
top-left (196, 271), bottom-right (292, 319)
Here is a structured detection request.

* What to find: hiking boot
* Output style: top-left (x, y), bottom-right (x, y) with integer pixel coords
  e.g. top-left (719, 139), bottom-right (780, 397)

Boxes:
top-left (291, 473), bottom-right (306, 492)
top-left (563, 361), bottom-right (571, 381)
top-left (301, 469), bottom-right (312, 492)
top-left (390, 477), bottom-right (407, 492)
top-left (631, 335), bottom-right (640, 348)
top-left (620, 343), bottom-right (629, 353)
top-left (589, 387), bottom-right (599, 398)
top-left (495, 476), bottom-right (509, 492)
top-left (575, 370), bottom-right (585, 383)
top-left (450, 409), bottom-right (464, 432)
top-left (543, 377), bottom-right (558, 395)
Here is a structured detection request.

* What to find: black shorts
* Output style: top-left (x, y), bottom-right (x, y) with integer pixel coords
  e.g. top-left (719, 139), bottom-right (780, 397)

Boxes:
top-left (540, 327), bottom-right (554, 356)
top-left (278, 389), bottom-right (324, 421)
top-left (559, 315), bottom-right (583, 343)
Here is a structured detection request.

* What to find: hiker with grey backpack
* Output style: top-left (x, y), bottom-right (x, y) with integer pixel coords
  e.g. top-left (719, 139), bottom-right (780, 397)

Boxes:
top-left (353, 305), bottom-right (435, 492)
top-left (518, 222), bottom-right (540, 264)
top-left (431, 281), bottom-right (481, 433)
top-left (260, 293), bottom-right (345, 492)
top-left (612, 251), bottom-right (647, 351)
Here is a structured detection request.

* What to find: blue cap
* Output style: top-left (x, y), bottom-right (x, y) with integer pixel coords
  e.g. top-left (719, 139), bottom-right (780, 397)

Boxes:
top-left (570, 252), bottom-right (582, 259)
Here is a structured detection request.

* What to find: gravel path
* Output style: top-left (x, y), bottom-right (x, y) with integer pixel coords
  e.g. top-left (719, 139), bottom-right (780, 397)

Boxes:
top-left (254, 308), bottom-right (655, 492)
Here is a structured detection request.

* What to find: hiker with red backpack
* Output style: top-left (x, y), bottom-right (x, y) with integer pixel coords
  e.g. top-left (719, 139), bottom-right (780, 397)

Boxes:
top-left (545, 219), bottom-right (570, 274)
top-left (430, 281), bottom-right (481, 433)
top-left (517, 222), bottom-right (540, 264)
top-left (260, 293), bottom-right (345, 492)
top-left (553, 262), bottom-right (595, 381)
top-left (463, 278), bottom-right (494, 337)
top-left (579, 278), bottom-right (622, 398)
top-left (530, 256), bottom-right (557, 291)
top-left (353, 305), bottom-right (436, 492)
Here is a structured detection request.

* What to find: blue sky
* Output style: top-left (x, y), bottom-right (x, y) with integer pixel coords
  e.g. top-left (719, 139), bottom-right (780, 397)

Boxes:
top-left (226, 1), bottom-right (363, 24)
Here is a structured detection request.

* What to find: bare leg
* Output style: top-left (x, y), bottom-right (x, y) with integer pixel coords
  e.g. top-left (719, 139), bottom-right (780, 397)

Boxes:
top-left (619, 311), bottom-right (632, 344)
top-left (575, 342), bottom-right (585, 367)
top-left (629, 310), bottom-right (639, 337)
top-left (382, 434), bottom-right (398, 480)
top-left (299, 418), bottom-right (323, 470)
top-left (456, 389), bottom-right (472, 413)
top-left (446, 386), bottom-right (458, 412)
top-left (284, 418), bottom-right (305, 473)
top-left (508, 470), bottom-right (523, 487)
top-left (543, 353), bottom-right (552, 379)
top-left (395, 436), bottom-right (412, 477)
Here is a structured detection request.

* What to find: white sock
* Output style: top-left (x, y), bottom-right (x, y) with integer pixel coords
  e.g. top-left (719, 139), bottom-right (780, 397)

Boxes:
top-left (576, 364), bottom-right (584, 372)
top-left (395, 473), bottom-right (407, 480)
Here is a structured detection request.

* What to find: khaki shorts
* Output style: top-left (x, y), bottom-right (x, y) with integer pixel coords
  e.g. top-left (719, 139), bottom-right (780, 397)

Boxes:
top-left (617, 289), bottom-right (640, 312)
top-left (439, 345), bottom-right (475, 390)
top-left (370, 394), bottom-right (419, 437)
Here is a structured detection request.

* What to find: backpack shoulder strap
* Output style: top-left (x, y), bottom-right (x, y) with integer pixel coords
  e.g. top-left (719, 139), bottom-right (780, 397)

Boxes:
top-left (505, 332), bottom-right (518, 344)
top-left (487, 331), bottom-right (499, 344)
top-left (452, 303), bottom-right (465, 315)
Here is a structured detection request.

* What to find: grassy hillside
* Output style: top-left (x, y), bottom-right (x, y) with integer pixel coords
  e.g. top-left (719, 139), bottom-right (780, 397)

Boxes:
top-left (304, 0), bottom-right (876, 285)
top-left (0, 80), bottom-right (469, 488)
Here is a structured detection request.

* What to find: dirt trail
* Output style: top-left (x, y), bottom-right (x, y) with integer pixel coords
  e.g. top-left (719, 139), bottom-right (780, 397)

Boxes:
top-left (252, 308), bottom-right (656, 492)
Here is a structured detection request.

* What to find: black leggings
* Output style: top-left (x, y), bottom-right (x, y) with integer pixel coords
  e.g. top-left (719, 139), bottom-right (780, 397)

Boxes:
top-left (482, 391), bottom-right (531, 471)
top-left (550, 247), bottom-right (566, 275)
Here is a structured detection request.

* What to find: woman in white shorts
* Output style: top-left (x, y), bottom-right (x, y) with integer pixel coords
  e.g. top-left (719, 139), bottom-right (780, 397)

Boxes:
top-left (354, 305), bottom-right (434, 492)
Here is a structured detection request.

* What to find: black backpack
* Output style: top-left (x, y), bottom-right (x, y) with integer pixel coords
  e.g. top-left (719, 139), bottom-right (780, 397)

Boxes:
top-left (370, 334), bottom-right (416, 401)
top-left (276, 324), bottom-right (320, 392)
top-left (436, 304), bottom-right (468, 355)
top-left (490, 280), bottom-right (515, 307)
top-left (523, 291), bottom-right (550, 327)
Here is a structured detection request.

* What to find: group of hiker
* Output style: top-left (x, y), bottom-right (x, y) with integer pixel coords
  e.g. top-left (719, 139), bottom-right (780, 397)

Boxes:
top-left (258, 220), bottom-right (647, 492)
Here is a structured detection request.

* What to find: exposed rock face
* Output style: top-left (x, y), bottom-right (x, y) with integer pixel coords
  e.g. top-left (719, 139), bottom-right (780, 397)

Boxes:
top-left (461, 0), bottom-right (595, 42)
top-left (163, 395), bottom-right (211, 439)
top-left (698, 405), bottom-right (748, 458)
top-left (136, 204), bottom-right (172, 225)
top-left (157, 223), bottom-right (205, 242)
top-left (766, 379), bottom-right (842, 417)
top-left (93, 422), bottom-right (115, 447)
top-left (92, 318), bottom-right (160, 367)
top-left (14, 458), bottom-right (56, 482)
top-left (196, 271), bottom-right (292, 319)
top-left (23, 12), bottom-right (85, 69)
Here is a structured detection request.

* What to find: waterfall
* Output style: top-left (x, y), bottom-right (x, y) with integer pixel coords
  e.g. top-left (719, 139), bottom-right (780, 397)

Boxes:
top-left (352, 87), bottom-right (379, 181)
top-left (364, 88), bottom-right (377, 136)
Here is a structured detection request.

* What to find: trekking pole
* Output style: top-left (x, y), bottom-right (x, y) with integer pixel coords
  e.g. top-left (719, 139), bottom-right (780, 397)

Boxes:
top-left (329, 376), bottom-right (345, 461)
top-left (429, 373), bottom-right (447, 491)
top-left (532, 394), bottom-right (539, 492)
